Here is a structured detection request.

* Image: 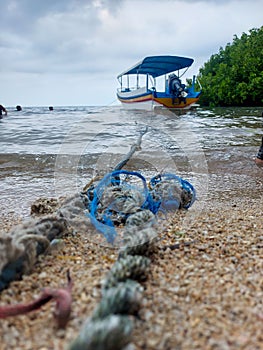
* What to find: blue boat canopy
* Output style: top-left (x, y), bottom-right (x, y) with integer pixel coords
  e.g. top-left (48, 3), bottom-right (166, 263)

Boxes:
top-left (117, 55), bottom-right (194, 79)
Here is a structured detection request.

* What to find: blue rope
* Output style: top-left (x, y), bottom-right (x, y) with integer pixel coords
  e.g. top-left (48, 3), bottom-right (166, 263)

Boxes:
top-left (86, 170), bottom-right (196, 243)
top-left (87, 170), bottom-right (157, 243)
top-left (149, 173), bottom-right (196, 209)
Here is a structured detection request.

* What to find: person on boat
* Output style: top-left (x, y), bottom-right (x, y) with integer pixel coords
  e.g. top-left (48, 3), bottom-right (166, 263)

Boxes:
top-left (168, 74), bottom-right (186, 104)
top-left (0, 104), bottom-right (8, 116)
top-left (254, 112), bottom-right (263, 167)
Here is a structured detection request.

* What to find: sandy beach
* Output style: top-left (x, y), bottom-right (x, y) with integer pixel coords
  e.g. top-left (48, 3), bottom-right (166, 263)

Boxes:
top-left (0, 157), bottom-right (263, 350)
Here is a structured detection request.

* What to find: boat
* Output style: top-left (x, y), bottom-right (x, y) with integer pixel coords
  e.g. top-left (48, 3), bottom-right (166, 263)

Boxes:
top-left (116, 55), bottom-right (201, 111)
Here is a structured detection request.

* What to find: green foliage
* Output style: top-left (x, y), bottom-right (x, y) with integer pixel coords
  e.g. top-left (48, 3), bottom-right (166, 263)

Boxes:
top-left (198, 26), bottom-right (263, 107)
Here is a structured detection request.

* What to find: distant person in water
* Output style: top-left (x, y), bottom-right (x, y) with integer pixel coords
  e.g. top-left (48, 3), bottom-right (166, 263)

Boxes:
top-left (49, 106), bottom-right (54, 111)
top-left (16, 105), bottom-right (22, 111)
top-left (0, 104), bottom-right (7, 116)
top-left (254, 112), bottom-right (263, 167)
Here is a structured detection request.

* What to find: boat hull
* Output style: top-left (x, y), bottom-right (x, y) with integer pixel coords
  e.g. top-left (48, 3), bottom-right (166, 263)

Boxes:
top-left (117, 90), bottom-right (201, 111)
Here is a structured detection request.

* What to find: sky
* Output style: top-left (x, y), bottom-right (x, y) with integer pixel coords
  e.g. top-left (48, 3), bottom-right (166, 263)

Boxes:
top-left (0, 0), bottom-right (262, 107)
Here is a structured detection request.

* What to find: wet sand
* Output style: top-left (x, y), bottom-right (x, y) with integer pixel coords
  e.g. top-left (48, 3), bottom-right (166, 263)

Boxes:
top-left (0, 155), bottom-right (262, 350)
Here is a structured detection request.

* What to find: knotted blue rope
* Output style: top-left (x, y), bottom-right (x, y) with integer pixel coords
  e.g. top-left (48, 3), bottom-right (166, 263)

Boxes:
top-left (87, 170), bottom-right (159, 243)
top-left (149, 173), bottom-right (196, 210)
top-left (85, 170), bottom-right (196, 244)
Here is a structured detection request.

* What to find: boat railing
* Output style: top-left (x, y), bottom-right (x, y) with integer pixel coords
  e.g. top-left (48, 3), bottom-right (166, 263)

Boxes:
top-left (117, 86), bottom-right (150, 94)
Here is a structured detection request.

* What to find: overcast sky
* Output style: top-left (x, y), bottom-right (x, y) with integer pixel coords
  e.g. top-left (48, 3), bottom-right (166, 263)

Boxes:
top-left (0, 0), bottom-right (262, 107)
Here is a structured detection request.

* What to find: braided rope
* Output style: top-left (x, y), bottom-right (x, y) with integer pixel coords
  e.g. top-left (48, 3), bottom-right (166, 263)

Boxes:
top-left (68, 226), bottom-right (153, 350)
top-left (68, 170), bottom-right (196, 349)
top-left (0, 216), bottom-right (68, 291)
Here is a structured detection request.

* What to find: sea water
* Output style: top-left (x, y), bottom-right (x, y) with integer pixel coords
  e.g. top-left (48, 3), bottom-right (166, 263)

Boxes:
top-left (0, 105), bottom-right (262, 217)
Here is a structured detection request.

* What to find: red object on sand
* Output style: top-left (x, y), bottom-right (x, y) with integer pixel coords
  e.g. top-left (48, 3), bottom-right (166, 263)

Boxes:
top-left (0, 270), bottom-right (73, 328)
